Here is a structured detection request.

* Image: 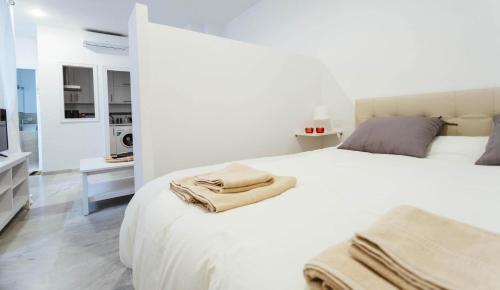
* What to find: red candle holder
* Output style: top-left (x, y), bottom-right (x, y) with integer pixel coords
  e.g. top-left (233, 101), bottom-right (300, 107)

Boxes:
top-left (305, 127), bottom-right (314, 134)
top-left (315, 127), bottom-right (325, 134)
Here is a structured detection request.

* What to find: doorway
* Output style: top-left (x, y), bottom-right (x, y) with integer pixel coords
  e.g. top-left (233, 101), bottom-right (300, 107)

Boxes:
top-left (104, 69), bottom-right (132, 156)
top-left (16, 68), bottom-right (39, 173)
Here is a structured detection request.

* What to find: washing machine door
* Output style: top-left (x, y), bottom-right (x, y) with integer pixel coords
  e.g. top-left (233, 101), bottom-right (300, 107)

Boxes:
top-left (120, 130), bottom-right (133, 148)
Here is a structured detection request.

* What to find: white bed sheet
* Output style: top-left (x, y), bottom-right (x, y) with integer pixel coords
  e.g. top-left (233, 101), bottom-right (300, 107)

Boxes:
top-left (119, 147), bottom-right (500, 290)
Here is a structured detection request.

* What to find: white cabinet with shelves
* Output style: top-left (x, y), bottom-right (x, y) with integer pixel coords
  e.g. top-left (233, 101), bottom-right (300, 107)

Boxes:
top-left (12, 160), bottom-right (28, 188)
top-left (0, 170), bottom-right (11, 196)
top-left (0, 153), bottom-right (30, 231)
top-left (13, 179), bottom-right (29, 210)
top-left (0, 191), bottom-right (12, 224)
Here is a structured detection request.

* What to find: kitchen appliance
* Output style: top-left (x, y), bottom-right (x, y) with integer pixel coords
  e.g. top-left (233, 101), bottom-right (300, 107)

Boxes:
top-left (110, 125), bottom-right (133, 154)
top-left (109, 113), bottom-right (132, 125)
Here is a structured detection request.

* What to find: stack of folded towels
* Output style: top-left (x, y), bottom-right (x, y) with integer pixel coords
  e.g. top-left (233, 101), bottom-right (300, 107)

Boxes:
top-left (170, 163), bottom-right (296, 212)
top-left (304, 206), bottom-right (500, 290)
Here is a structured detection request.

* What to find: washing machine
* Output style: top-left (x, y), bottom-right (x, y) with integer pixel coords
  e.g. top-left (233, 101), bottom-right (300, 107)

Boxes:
top-left (110, 125), bottom-right (133, 155)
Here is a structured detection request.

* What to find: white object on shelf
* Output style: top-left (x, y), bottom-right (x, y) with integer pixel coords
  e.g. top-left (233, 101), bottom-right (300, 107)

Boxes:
top-left (0, 153), bottom-right (31, 231)
top-left (295, 129), bottom-right (343, 139)
top-left (313, 105), bottom-right (330, 121)
top-left (80, 157), bottom-right (134, 215)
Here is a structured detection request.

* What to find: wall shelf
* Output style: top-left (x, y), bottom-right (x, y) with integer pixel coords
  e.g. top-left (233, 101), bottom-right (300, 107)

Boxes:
top-left (295, 129), bottom-right (343, 139)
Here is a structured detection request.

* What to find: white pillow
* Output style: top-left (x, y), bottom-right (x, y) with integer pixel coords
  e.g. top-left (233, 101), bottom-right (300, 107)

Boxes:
top-left (426, 136), bottom-right (489, 163)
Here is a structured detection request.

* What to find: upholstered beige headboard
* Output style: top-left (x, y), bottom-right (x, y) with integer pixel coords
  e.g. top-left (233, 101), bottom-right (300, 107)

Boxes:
top-left (356, 88), bottom-right (500, 136)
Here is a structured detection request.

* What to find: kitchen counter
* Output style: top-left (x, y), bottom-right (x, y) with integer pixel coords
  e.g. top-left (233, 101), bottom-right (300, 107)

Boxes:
top-left (109, 123), bottom-right (132, 126)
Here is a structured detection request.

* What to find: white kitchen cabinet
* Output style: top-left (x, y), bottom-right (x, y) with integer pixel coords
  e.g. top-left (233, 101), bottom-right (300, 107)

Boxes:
top-left (75, 68), bottom-right (94, 104)
top-left (108, 71), bottom-right (131, 104)
top-left (62, 65), bottom-right (97, 119)
top-left (63, 66), bottom-right (94, 104)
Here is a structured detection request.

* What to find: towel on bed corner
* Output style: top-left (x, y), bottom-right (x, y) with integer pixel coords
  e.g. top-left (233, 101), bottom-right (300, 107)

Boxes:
top-left (350, 205), bottom-right (500, 290)
top-left (304, 206), bottom-right (500, 290)
top-left (304, 242), bottom-right (398, 290)
top-left (194, 163), bottom-right (274, 193)
top-left (170, 174), bottom-right (296, 212)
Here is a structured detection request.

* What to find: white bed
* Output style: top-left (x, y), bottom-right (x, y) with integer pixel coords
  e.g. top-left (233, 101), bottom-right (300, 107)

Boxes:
top-left (119, 136), bottom-right (500, 290)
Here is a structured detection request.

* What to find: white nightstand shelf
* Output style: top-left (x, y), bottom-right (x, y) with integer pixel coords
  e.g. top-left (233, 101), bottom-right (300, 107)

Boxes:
top-left (295, 129), bottom-right (343, 139)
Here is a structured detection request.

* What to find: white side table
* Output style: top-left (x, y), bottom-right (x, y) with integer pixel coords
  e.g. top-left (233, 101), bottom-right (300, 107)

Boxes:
top-left (80, 157), bottom-right (134, 215)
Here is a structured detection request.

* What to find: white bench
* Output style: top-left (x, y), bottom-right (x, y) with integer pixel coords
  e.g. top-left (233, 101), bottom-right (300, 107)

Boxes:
top-left (80, 157), bottom-right (134, 215)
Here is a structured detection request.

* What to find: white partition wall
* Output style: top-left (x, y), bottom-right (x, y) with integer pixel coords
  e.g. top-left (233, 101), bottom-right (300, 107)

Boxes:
top-left (129, 4), bottom-right (336, 187)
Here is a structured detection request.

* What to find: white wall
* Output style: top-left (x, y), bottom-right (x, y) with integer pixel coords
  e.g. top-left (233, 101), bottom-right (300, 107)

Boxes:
top-left (184, 23), bottom-right (225, 37)
top-left (0, 0), bottom-right (21, 153)
top-left (130, 4), bottom-right (338, 187)
top-left (37, 26), bottom-right (128, 172)
top-left (226, 0), bottom-right (500, 99)
top-left (15, 35), bottom-right (38, 70)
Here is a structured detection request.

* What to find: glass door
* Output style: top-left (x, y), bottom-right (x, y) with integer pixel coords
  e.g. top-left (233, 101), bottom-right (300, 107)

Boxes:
top-left (17, 69), bottom-right (39, 173)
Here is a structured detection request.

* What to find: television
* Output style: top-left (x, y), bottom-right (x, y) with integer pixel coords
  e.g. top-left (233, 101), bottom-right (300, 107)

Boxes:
top-left (0, 108), bottom-right (8, 157)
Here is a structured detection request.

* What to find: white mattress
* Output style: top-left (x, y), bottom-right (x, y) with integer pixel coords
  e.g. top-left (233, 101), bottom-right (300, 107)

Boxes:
top-left (119, 145), bottom-right (500, 290)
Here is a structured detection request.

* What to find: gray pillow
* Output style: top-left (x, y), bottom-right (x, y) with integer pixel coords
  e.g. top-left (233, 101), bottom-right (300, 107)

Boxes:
top-left (339, 116), bottom-right (444, 158)
top-left (476, 115), bottom-right (500, 166)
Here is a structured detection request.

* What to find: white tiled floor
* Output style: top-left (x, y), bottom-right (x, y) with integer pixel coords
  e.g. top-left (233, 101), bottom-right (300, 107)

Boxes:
top-left (0, 172), bottom-right (133, 290)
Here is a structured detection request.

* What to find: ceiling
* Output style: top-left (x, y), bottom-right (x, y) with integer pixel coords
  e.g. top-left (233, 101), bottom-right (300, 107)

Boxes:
top-left (14, 0), bottom-right (260, 37)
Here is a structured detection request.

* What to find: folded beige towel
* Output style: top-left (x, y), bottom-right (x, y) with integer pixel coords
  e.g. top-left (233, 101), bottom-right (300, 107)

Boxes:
top-left (304, 242), bottom-right (398, 290)
top-left (194, 163), bottom-right (273, 193)
top-left (170, 175), bottom-right (296, 212)
top-left (351, 206), bottom-right (500, 290)
top-left (104, 156), bottom-right (134, 163)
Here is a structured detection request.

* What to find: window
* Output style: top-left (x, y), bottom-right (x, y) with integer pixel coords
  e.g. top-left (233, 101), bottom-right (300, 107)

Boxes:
top-left (62, 65), bottom-right (97, 120)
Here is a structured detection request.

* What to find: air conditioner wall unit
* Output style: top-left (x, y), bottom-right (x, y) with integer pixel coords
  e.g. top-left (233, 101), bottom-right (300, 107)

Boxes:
top-left (82, 31), bottom-right (128, 54)
top-left (83, 40), bottom-right (128, 51)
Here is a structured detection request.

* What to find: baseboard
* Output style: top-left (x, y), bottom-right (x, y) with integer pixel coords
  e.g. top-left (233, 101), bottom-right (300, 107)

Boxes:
top-left (41, 168), bottom-right (79, 175)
